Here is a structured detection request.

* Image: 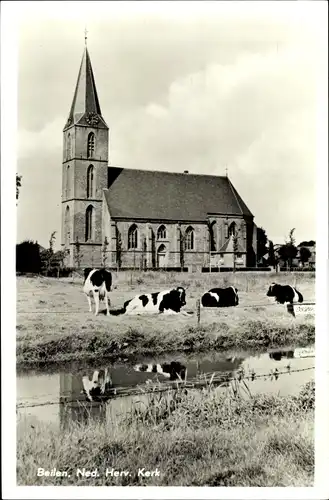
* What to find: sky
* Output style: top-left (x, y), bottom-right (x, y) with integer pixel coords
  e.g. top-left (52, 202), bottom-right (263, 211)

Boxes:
top-left (12, 1), bottom-right (327, 249)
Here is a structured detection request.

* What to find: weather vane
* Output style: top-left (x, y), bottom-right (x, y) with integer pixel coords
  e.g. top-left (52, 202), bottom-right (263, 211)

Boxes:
top-left (84, 26), bottom-right (88, 46)
top-left (225, 166), bottom-right (228, 177)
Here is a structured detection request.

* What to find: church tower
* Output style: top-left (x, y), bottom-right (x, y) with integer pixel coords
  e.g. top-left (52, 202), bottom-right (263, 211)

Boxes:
top-left (61, 42), bottom-right (109, 267)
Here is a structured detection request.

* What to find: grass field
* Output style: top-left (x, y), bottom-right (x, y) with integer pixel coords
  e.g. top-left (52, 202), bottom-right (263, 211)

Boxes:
top-left (16, 271), bottom-right (315, 367)
top-left (16, 380), bottom-right (314, 486)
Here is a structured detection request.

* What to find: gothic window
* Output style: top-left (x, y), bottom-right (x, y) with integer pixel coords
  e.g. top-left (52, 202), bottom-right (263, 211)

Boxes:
top-left (85, 205), bottom-right (94, 242)
top-left (87, 165), bottom-right (94, 198)
top-left (128, 224), bottom-right (138, 249)
top-left (209, 221), bottom-right (216, 251)
top-left (185, 226), bottom-right (195, 250)
top-left (67, 133), bottom-right (72, 159)
top-left (157, 225), bottom-right (166, 239)
top-left (66, 165), bottom-right (70, 198)
top-left (87, 132), bottom-right (95, 158)
top-left (228, 222), bottom-right (236, 237)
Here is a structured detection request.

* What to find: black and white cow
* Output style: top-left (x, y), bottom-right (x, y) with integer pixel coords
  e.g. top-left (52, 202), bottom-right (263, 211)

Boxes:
top-left (269, 350), bottom-right (295, 361)
top-left (110, 287), bottom-right (188, 316)
top-left (134, 361), bottom-right (187, 381)
top-left (266, 283), bottom-right (303, 305)
top-left (201, 286), bottom-right (239, 308)
top-left (82, 368), bottom-right (116, 402)
top-left (83, 268), bottom-right (112, 316)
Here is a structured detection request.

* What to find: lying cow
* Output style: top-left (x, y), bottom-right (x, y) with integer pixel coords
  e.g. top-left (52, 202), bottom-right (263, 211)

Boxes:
top-left (134, 361), bottom-right (187, 381)
top-left (266, 283), bottom-right (303, 305)
top-left (201, 286), bottom-right (239, 308)
top-left (83, 268), bottom-right (112, 316)
top-left (82, 368), bottom-right (116, 402)
top-left (110, 287), bottom-right (189, 316)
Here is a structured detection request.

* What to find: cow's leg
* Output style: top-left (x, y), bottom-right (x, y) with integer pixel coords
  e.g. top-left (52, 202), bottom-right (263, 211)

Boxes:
top-left (105, 291), bottom-right (110, 316)
top-left (93, 290), bottom-right (100, 316)
top-left (86, 294), bottom-right (92, 313)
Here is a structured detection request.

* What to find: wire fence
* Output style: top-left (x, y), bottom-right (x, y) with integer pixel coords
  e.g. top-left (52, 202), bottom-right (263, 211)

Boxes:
top-left (16, 365), bottom-right (315, 410)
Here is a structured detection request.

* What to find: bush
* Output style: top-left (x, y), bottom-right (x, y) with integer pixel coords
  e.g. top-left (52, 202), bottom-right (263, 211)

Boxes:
top-left (16, 241), bottom-right (42, 274)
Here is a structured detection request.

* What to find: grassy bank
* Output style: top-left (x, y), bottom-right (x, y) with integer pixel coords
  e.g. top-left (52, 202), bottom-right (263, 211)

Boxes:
top-left (16, 273), bottom-right (315, 366)
top-left (17, 381), bottom-right (314, 486)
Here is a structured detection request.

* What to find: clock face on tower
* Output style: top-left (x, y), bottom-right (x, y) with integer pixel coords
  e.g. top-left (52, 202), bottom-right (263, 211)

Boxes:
top-left (85, 112), bottom-right (100, 126)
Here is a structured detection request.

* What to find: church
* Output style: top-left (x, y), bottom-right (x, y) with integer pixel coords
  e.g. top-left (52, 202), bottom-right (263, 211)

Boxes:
top-left (61, 45), bottom-right (257, 271)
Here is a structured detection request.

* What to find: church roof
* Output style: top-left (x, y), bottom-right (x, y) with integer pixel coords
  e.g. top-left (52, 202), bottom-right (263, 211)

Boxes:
top-left (104, 167), bottom-right (253, 221)
top-left (64, 47), bottom-right (108, 130)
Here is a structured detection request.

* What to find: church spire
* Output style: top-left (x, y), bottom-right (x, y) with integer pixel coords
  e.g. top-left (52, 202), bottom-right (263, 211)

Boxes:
top-left (64, 44), bottom-right (108, 130)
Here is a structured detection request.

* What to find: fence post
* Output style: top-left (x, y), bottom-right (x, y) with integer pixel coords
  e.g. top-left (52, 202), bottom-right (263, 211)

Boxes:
top-left (196, 298), bottom-right (201, 325)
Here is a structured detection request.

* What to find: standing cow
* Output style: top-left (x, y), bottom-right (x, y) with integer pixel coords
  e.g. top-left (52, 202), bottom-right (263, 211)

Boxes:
top-left (83, 268), bottom-right (112, 316)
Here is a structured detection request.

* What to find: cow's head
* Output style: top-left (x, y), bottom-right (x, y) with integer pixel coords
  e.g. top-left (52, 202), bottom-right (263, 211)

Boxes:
top-left (267, 283), bottom-right (279, 297)
top-left (175, 287), bottom-right (186, 307)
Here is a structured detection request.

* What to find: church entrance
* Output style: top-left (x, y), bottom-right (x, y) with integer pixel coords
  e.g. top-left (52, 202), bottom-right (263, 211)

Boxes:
top-left (157, 244), bottom-right (167, 269)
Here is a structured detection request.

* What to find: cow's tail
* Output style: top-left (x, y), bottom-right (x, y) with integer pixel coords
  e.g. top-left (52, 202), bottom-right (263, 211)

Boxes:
top-left (296, 290), bottom-right (304, 303)
top-left (109, 299), bottom-right (130, 316)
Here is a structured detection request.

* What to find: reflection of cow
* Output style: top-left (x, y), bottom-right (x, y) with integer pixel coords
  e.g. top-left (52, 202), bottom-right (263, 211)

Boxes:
top-left (134, 361), bottom-right (187, 381)
top-left (201, 287), bottom-right (239, 308)
top-left (82, 368), bottom-right (116, 402)
top-left (269, 350), bottom-right (294, 361)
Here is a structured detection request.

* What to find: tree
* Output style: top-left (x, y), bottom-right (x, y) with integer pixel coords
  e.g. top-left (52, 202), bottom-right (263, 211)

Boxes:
top-left (102, 236), bottom-right (109, 268)
top-left (299, 246), bottom-right (312, 267)
top-left (268, 240), bottom-right (277, 267)
top-left (16, 174), bottom-right (22, 201)
top-left (179, 225), bottom-right (185, 271)
top-left (40, 231), bottom-right (57, 275)
top-left (116, 226), bottom-right (122, 269)
top-left (298, 240), bottom-right (315, 247)
top-left (16, 240), bottom-right (42, 274)
top-left (256, 227), bottom-right (268, 262)
top-left (278, 229), bottom-right (298, 270)
top-left (233, 234), bottom-right (239, 272)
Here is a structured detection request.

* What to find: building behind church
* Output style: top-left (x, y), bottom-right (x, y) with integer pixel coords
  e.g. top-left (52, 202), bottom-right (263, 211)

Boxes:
top-left (61, 45), bottom-right (257, 271)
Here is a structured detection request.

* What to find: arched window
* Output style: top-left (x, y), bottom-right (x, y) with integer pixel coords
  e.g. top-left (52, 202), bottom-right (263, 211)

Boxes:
top-left (65, 205), bottom-right (71, 245)
top-left (157, 225), bottom-right (166, 239)
top-left (87, 165), bottom-right (94, 198)
top-left (87, 133), bottom-right (95, 158)
top-left (67, 133), bottom-right (71, 159)
top-left (66, 165), bottom-right (70, 198)
top-left (128, 224), bottom-right (138, 249)
top-left (185, 226), bottom-right (195, 250)
top-left (228, 222), bottom-right (236, 237)
top-left (208, 220), bottom-right (217, 251)
top-left (85, 205), bottom-right (94, 242)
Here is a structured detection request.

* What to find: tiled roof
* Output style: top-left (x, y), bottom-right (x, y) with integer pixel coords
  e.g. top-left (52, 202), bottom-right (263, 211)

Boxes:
top-left (104, 167), bottom-right (253, 222)
top-left (64, 47), bottom-right (108, 130)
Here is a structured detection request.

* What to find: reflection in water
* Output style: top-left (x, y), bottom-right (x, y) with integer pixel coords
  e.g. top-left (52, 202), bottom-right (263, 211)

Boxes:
top-left (134, 361), bottom-right (187, 381)
top-left (269, 347), bottom-right (315, 362)
top-left (269, 351), bottom-right (294, 361)
top-left (59, 369), bottom-right (116, 430)
top-left (17, 348), bottom-right (314, 431)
